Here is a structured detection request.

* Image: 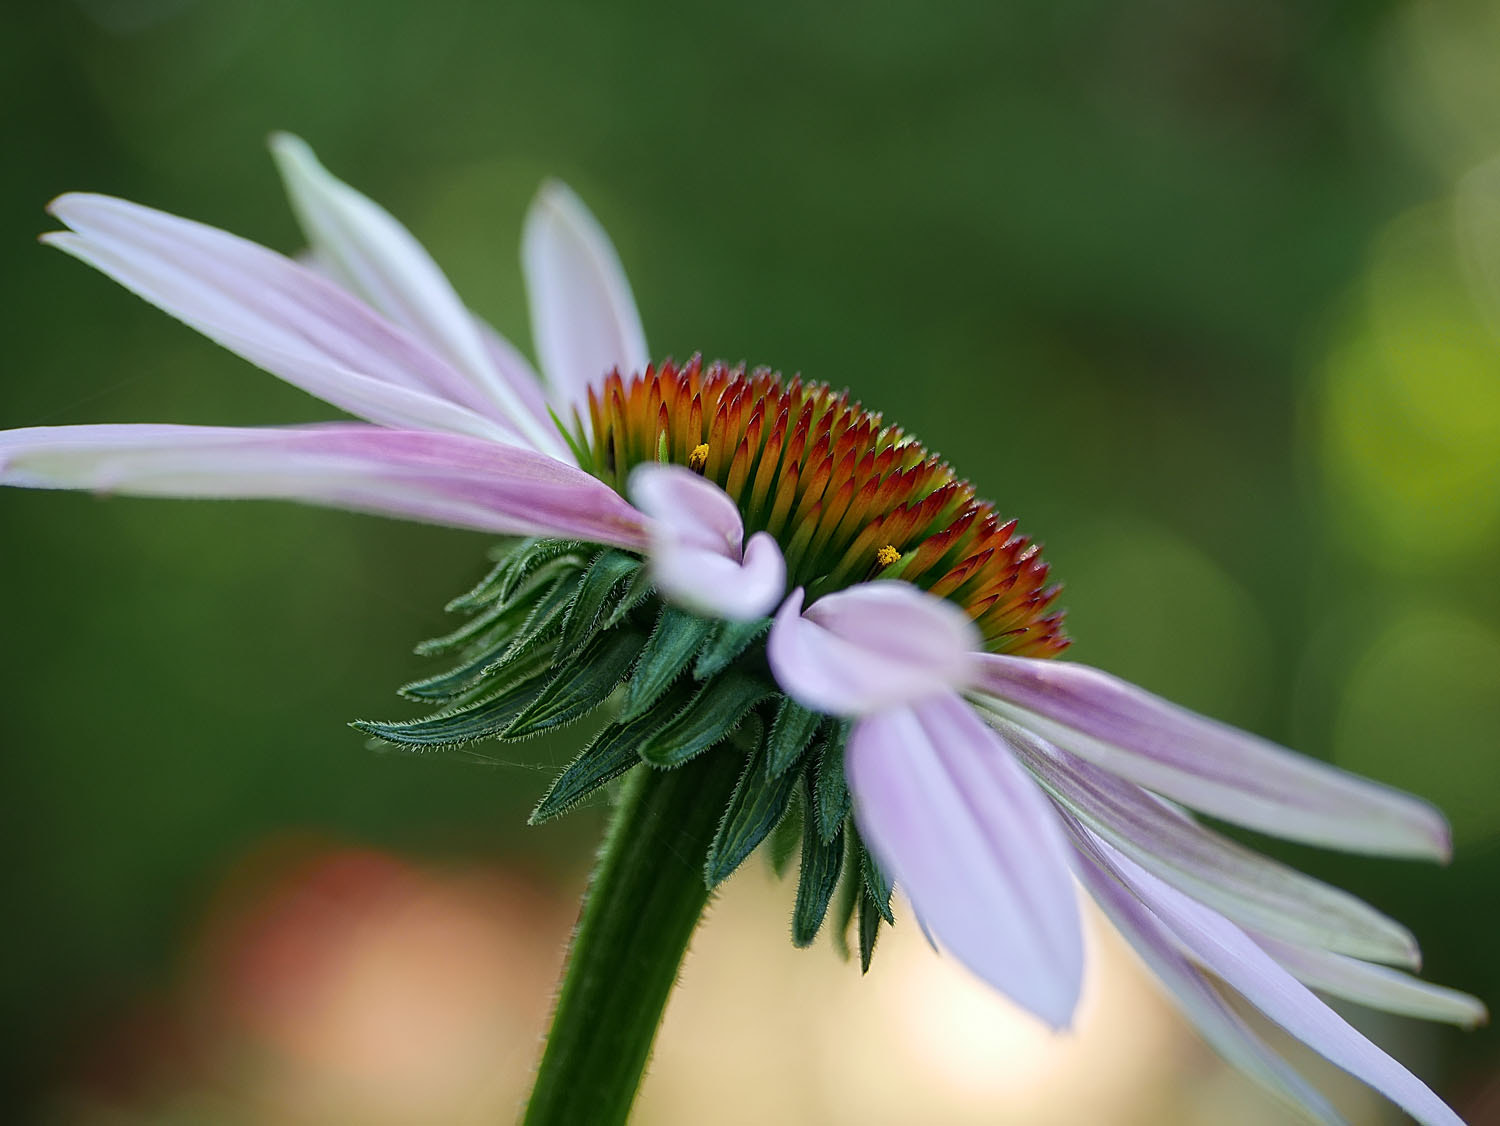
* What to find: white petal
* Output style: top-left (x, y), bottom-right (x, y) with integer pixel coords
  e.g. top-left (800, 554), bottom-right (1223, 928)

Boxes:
top-left (46, 195), bottom-right (516, 443)
top-left (269, 134), bottom-right (569, 459)
top-left (846, 694), bottom-right (1084, 1029)
top-left (1254, 934), bottom-right (1488, 1029)
top-left (977, 654), bottom-right (1451, 859)
top-left (522, 179), bottom-right (649, 413)
top-left (1074, 846), bottom-right (1344, 1124)
top-left (993, 717), bottom-right (1421, 967)
top-left (767, 583), bottom-right (981, 715)
top-left (1082, 834), bottom-right (1465, 1126)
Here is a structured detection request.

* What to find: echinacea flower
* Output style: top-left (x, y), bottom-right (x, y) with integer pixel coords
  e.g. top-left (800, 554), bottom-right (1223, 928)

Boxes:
top-left (2, 135), bottom-right (1483, 1125)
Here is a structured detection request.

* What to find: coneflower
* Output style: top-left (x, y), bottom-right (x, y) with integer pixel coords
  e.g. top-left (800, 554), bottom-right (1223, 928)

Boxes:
top-left (2, 135), bottom-right (1481, 1126)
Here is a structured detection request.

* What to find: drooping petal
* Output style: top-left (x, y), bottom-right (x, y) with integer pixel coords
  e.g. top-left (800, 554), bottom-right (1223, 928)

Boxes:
top-left (1253, 934), bottom-right (1489, 1029)
top-left (0, 423), bottom-right (649, 547)
top-left (767, 583), bottom-right (981, 715)
top-left (45, 194), bottom-right (517, 444)
top-left (522, 179), bottom-right (649, 413)
top-left (976, 654), bottom-right (1451, 860)
top-left (628, 463), bottom-right (785, 620)
top-left (268, 134), bottom-right (570, 460)
top-left (1073, 845), bottom-right (1344, 1125)
top-left (845, 693), bottom-right (1083, 1029)
top-left (992, 717), bottom-right (1421, 967)
top-left (649, 530), bottom-right (787, 621)
top-left (629, 462), bottom-right (744, 555)
top-left (1078, 833), bottom-right (1465, 1126)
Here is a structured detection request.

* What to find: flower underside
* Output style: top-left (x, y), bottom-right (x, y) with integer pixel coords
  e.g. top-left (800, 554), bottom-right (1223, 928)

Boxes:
top-left (575, 356), bottom-right (1069, 656)
top-left (357, 537), bottom-right (895, 969)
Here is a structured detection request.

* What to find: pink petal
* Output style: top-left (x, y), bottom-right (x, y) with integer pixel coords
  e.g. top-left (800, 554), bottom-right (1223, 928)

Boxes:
top-left (977, 654), bottom-right (1451, 859)
top-left (628, 464), bottom-right (785, 620)
top-left (0, 422), bottom-right (649, 547)
top-left (1082, 834), bottom-right (1465, 1126)
top-left (996, 720), bottom-right (1420, 966)
top-left (45, 194), bottom-right (516, 443)
top-left (767, 583), bottom-right (981, 715)
top-left (1074, 846), bottom-right (1343, 1124)
top-left (1252, 934), bottom-right (1488, 1029)
top-left (647, 530), bottom-right (786, 622)
top-left (629, 463), bottom-right (744, 555)
top-left (521, 180), bottom-right (649, 413)
top-left (269, 135), bottom-right (569, 459)
top-left (845, 693), bottom-right (1084, 1030)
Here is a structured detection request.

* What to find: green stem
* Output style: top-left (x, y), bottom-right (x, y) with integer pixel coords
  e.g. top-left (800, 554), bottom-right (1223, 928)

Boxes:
top-left (524, 752), bottom-right (741, 1126)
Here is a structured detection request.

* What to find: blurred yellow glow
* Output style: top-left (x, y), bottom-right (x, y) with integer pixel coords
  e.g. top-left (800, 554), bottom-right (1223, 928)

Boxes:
top-left (1380, 0), bottom-right (1500, 175)
top-left (1319, 205), bottom-right (1500, 569)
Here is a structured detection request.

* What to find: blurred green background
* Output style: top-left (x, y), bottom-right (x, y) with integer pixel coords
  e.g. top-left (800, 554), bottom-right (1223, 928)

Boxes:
top-left (3, 1), bottom-right (1499, 1122)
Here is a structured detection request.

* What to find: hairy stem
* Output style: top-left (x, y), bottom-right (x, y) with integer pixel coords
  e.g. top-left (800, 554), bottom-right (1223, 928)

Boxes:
top-left (524, 752), bottom-right (741, 1125)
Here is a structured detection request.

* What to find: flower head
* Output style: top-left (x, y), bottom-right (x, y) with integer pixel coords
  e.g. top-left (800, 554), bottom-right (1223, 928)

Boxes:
top-left (3, 136), bottom-right (1483, 1125)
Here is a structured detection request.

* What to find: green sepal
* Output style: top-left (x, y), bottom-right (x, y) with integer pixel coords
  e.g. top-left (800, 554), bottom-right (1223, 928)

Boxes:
top-left (505, 628), bottom-right (647, 738)
top-left (793, 792), bottom-right (846, 947)
top-left (353, 645), bottom-right (557, 748)
top-left (767, 787), bottom-right (804, 878)
top-left (497, 538), bottom-right (586, 603)
top-left (529, 680), bottom-right (697, 824)
top-left (858, 889), bottom-right (883, 973)
top-left (637, 672), bottom-right (772, 768)
top-left (443, 551), bottom-right (518, 613)
top-left (861, 837), bottom-right (895, 925)
top-left (694, 618), bottom-right (770, 679)
top-left (557, 549), bottom-right (641, 653)
top-left (415, 558), bottom-right (576, 657)
top-left (765, 697), bottom-right (822, 778)
top-left (414, 590), bottom-right (522, 658)
top-left (618, 607), bottom-right (716, 722)
top-left (813, 727), bottom-right (851, 844)
top-left (830, 833), bottom-right (861, 961)
top-left (480, 570), bottom-right (582, 676)
top-left (399, 601), bottom-right (537, 702)
top-left (704, 723), bottom-right (801, 887)
top-left (604, 565), bottom-right (655, 628)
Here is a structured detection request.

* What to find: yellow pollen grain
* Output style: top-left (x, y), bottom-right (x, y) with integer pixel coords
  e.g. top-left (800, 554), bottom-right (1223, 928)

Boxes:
top-left (688, 443), bottom-right (710, 473)
top-left (875, 544), bottom-right (902, 567)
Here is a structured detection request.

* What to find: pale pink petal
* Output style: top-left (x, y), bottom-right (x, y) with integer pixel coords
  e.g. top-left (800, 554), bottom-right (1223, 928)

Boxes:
top-left (1252, 934), bottom-right (1488, 1029)
top-left (977, 654), bottom-right (1451, 860)
top-left (993, 718), bottom-right (1420, 967)
top-left (1074, 847), bottom-right (1343, 1124)
top-left (1081, 834), bottom-right (1465, 1126)
top-left (625, 464), bottom-right (785, 620)
top-left (522, 180), bottom-right (649, 413)
top-left (846, 694), bottom-right (1083, 1029)
top-left (767, 583), bottom-right (981, 715)
top-left (647, 530), bottom-right (786, 621)
top-left (269, 135), bottom-right (569, 459)
top-left (0, 423), bottom-right (648, 547)
top-left (45, 194), bottom-right (516, 443)
top-left (629, 463), bottom-right (744, 555)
